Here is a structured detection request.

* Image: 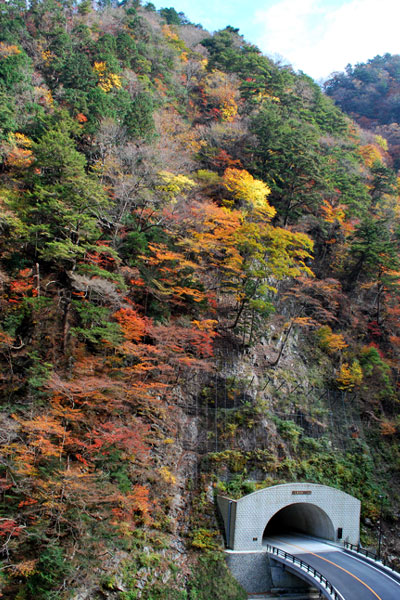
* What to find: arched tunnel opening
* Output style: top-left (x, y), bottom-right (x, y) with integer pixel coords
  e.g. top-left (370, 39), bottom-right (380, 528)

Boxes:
top-left (263, 502), bottom-right (335, 541)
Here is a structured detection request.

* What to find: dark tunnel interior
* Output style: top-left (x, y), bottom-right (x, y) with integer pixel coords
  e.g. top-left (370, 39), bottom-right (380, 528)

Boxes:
top-left (263, 502), bottom-right (335, 541)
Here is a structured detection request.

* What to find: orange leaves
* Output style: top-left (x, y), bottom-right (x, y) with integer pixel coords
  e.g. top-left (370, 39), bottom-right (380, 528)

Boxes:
top-left (380, 420), bottom-right (397, 436)
top-left (286, 277), bottom-right (343, 325)
top-left (183, 200), bottom-right (243, 279)
top-left (6, 147), bottom-right (34, 169)
top-left (150, 320), bottom-right (216, 370)
top-left (140, 242), bottom-right (207, 306)
top-left (145, 243), bottom-right (197, 270)
top-left (76, 113), bottom-right (87, 123)
top-left (320, 199), bottom-right (346, 224)
top-left (113, 307), bottom-right (147, 343)
top-left (17, 498), bottom-right (38, 508)
top-left (359, 143), bottom-right (384, 168)
top-left (5, 133), bottom-right (34, 170)
top-left (316, 325), bottom-right (348, 354)
top-left (0, 42), bottom-right (21, 57)
top-left (0, 330), bottom-right (14, 348)
top-left (12, 413), bottom-right (68, 459)
top-left (8, 268), bottom-right (37, 302)
top-left (112, 485), bottom-right (153, 528)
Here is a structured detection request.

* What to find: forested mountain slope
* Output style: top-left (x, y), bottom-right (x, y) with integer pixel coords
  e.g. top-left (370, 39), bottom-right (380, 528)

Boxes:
top-left (0, 2), bottom-right (400, 599)
top-left (325, 53), bottom-right (400, 169)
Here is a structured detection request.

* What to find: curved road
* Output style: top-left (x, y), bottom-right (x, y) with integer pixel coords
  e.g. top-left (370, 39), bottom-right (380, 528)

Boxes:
top-left (264, 535), bottom-right (400, 600)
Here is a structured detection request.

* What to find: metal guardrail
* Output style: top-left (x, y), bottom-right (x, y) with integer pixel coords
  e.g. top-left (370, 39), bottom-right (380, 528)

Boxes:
top-left (343, 542), bottom-right (385, 565)
top-left (343, 541), bottom-right (400, 582)
top-left (265, 544), bottom-right (345, 600)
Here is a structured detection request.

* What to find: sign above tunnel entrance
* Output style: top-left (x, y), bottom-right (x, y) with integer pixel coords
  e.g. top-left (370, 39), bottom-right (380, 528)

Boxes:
top-left (217, 482), bottom-right (361, 551)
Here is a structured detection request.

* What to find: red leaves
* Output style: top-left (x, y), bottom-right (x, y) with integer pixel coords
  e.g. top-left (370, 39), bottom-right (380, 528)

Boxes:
top-left (88, 420), bottom-right (150, 462)
top-left (0, 519), bottom-right (22, 537)
top-left (17, 498), bottom-right (37, 508)
top-left (8, 268), bottom-right (37, 302)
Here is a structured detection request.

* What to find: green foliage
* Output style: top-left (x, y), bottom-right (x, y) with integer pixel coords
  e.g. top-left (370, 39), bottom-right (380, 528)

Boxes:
top-left (272, 416), bottom-right (303, 450)
top-left (217, 473), bottom-right (256, 499)
top-left (27, 351), bottom-right (53, 398)
top-left (159, 7), bottom-right (189, 26)
top-left (325, 53), bottom-right (400, 126)
top-left (26, 545), bottom-right (70, 599)
top-left (187, 552), bottom-right (246, 600)
top-left (124, 92), bottom-right (155, 140)
top-left (346, 216), bottom-right (400, 284)
top-left (71, 301), bottom-right (122, 347)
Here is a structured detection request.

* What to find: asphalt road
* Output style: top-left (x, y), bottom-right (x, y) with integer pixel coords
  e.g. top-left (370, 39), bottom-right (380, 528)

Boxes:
top-left (264, 535), bottom-right (400, 600)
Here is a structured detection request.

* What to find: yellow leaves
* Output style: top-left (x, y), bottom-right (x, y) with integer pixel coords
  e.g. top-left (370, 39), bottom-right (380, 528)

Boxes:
top-left (191, 319), bottom-right (218, 331)
top-left (336, 360), bottom-right (363, 390)
top-left (157, 171), bottom-right (196, 202)
top-left (191, 528), bottom-right (218, 550)
top-left (0, 42), bottom-right (21, 57)
top-left (41, 48), bottom-right (54, 65)
top-left (220, 98), bottom-right (238, 122)
top-left (93, 61), bottom-right (122, 92)
top-left (93, 60), bottom-right (106, 75)
top-left (172, 286), bottom-right (207, 302)
top-left (223, 168), bottom-right (275, 218)
top-left (260, 225), bottom-right (314, 279)
top-left (204, 70), bottom-right (239, 122)
top-left (161, 24), bottom-right (180, 43)
top-left (34, 86), bottom-right (54, 107)
top-left (12, 133), bottom-right (33, 148)
top-left (292, 316), bottom-right (314, 328)
top-left (316, 325), bottom-right (348, 354)
top-left (161, 24), bottom-right (188, 60)
top-left (375, 135), bottom-right (388, 152)
top-left (159, 466), bottom-right (176, 485)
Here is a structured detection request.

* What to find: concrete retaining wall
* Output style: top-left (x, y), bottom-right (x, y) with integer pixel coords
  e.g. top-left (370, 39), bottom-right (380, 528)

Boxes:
top-left (225, 550), bottom-right (314, 595)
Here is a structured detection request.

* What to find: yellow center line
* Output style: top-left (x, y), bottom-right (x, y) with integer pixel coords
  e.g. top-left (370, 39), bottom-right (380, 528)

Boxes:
top-left (273, 538), bottom-right (382, 600)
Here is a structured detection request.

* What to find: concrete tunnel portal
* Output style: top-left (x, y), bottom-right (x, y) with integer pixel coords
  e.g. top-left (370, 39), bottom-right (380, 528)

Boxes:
top-left (217, 482), bottom-right (361, 551)
top-left (262, 502), bottom-right (335, 541)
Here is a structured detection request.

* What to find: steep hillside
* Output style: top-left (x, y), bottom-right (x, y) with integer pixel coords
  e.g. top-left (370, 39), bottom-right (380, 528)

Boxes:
top-left (0, 2), bottom-right (400, 599)
top-left (325, 53), bottom-right (400, 168)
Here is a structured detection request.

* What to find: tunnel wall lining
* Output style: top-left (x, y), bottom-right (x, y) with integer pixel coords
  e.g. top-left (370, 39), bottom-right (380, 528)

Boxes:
top-left (217, 482), bottom-right (360, 551)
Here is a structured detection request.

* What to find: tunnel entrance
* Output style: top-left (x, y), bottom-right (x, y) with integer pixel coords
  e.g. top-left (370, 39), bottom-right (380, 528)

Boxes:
top-left (263, 502), bottom-right (335, 541)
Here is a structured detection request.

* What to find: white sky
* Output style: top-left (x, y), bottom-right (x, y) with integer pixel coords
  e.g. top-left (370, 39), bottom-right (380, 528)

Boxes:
top-left (254, 0), bottom-right (400, 81)
top-left (150, 0), bottom-right (400, 81)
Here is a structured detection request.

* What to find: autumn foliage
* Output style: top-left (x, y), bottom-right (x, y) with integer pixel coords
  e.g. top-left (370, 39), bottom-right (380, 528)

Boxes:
top-left (1, 2), bottom-right (400, 597)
